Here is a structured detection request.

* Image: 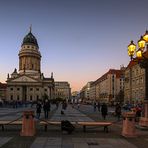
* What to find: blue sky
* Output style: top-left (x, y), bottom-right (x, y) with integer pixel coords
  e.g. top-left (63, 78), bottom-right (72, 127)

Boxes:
top-left (0, 0), bottom-right (148, 91)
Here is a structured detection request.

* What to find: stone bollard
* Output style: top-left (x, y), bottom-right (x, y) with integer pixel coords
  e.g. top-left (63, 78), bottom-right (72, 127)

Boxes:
top-left (122, 111), bottom-right (137, 137)
top-left (139, 100), bottom-right (148, 127)
top-left (20, 111), bottom-right (35, 136)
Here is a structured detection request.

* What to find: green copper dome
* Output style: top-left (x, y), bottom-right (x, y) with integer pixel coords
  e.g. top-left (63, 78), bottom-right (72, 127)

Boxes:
top-left (22, 31), bottom-right (39, 47)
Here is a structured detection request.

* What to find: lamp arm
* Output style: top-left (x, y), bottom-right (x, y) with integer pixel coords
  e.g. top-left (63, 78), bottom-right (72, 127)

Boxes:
top-left (142, 54), bottom-right (148, 61)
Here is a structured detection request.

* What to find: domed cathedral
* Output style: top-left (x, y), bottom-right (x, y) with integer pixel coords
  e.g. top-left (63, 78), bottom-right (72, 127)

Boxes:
top-left (6, 28), bottom-right (55, 102)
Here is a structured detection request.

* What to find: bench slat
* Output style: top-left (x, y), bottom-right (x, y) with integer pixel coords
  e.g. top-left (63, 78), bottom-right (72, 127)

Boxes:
top-left (0, 121), bottom-right (22, 125)
top-left (77, 122), bottom-right (112, 126)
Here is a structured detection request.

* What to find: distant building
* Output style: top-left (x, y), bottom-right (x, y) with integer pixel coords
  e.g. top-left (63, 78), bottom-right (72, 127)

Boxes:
top-left (89, 67), bottom-right (125, 103)
top-left (71, 91), bottom-right (80, 103)
top-left (54, 81), bottom-right (71, 101)
top-left (6, 29), bottom-right (54, 102)
top-left (80, 82), bottom-right (93, 102)
top-left (89, 81), bottom-right (97, 101)
top-left (0, 82), bottom-right (7, 100)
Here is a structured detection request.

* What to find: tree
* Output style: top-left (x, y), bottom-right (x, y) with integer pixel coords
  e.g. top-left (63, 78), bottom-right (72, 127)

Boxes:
top-left (42, 93), bottom-right (49, 101)
top-left (115, 90), bottom-right (124, 103)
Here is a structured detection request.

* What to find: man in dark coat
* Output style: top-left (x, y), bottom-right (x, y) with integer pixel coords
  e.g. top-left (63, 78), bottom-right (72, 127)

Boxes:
top-left (101, 103), bottom-right (108, 120)
top-left (115, 103), bottom-right (121, 121)
top-left (36, 101), bottom-right (42, 119)
top-left (43, 99), bottom-right (50, 119)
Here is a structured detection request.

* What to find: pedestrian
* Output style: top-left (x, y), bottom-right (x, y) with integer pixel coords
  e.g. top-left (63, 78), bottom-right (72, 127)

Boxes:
top-left (115, 103), bottom-right (121, 121)
top-left (101, 103), bottom-right (108, 120)
top-left (36, 101), bottom-right (42, 119)
top-left (61, 100), bottom-right (67, 115)
top-left (135, 105), bottom-right (142, 122)
top-left (93, 101), bottom-right (97, 112)
top-left (56, 101), bottom-right (59, 109)
top-left (62, 100), bottom-right (67, 110)
top-left (43, 99), bottom-right (50, 119)
top-left (97, 101), bottom-right (100, 112)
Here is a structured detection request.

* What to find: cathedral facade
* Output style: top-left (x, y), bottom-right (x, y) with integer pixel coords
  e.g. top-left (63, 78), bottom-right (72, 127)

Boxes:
top-left (6, 29), bottom-right (54, 102)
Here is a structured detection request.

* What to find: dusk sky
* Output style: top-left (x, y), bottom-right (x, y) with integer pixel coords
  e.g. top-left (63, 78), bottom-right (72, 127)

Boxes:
top-left (0, 0), bottom-right (148, 91)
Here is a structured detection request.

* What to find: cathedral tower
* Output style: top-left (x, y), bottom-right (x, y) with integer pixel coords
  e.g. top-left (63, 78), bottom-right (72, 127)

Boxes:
top-left (18, 28), bottom-right (41, 77)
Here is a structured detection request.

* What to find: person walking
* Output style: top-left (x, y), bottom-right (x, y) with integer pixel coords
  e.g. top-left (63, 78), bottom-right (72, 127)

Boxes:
top-left (36, 101), bottom-right (42, 119)
top-left (101, 103), bottom-right (108, 120)
top-left (43, 99), bottom-right (50, 119)
top-left (93, 101), bottom-right (97, 112)
top-left (115, 103), bottom-right (121, 121)
top-left (97, 101), bottom-right (100, 112)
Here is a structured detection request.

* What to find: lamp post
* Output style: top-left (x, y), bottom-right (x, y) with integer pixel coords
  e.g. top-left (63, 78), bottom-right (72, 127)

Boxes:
top-left (127, 30), bottom-right (148, 127)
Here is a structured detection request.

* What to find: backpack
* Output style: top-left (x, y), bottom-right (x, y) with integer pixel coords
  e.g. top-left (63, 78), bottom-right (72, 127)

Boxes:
top-left (61, 120), bottom-right (75, 134)
top-left (61, 110), bottom-right (65, 115)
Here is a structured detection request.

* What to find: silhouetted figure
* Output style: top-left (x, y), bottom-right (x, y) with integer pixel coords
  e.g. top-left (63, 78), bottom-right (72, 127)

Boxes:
top-left (61, 101), bottom-right (67, 115)
top-left (36, 101), bottom-right (42, 119)
top-left (115, 103), bottom-right (121, 121)
top-left (101, 103), bottom-right (108, 120)
top-left (43, 99), bottom-right (50, 119)
top-left (56, 101), bottom-right (59, 109)
top-left (97, 102), bottom-right (100, 112)
top-left (62, 101), bottom-right (67, 110)
top-left (93, 102), bottom-right (97, 112)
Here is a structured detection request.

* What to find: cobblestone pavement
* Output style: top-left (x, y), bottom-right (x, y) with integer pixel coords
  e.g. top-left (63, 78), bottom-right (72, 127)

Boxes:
top-left (30, 137), bottom-right (137, 148)
top-left (0, 137), bottom-right (12, 147)
top-left (0, 104), bottom-right (148, 148)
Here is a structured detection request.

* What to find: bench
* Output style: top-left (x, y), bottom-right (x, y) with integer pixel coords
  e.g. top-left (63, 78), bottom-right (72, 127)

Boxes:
top-left (40, 121), bottom-right (77, 131)
top-left (0, 120), bottom-right (22, 131)
top-left (77, 121), bottom-right (112, 133)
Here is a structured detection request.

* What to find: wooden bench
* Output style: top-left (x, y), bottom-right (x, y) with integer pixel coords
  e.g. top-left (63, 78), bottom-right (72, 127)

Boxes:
top-left (0, 120), bottom-right (22, 131)
top-left (40, 121), bottom-right (77, 131)
top-left (77, 121), bottom-right (112, 133)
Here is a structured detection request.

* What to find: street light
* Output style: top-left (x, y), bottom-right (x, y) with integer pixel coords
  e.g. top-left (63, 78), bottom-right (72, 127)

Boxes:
top-left (127, 30), bottom-right (148, 127)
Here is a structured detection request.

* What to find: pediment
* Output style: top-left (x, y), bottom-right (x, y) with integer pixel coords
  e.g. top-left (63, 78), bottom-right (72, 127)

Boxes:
top-left (11, 75), bottom-right (38, 82)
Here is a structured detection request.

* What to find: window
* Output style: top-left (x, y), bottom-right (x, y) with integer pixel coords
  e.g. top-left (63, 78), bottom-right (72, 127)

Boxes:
top-left (27, 46), bottom-right (30, 48)
top-left (17, 88), bottom-right (20, 91)
top-left (10, 95), bottom-right (13, 100)
top-left (30, 95), bottom-right (32, 100)
top-left (36, 88), bottom-right (39, 91)
top-left (44, 89), bottom-right (47, 91)
top-left (30, 88), bottom-right (33, 91)
top-left (10, 88), bottom-right (13, 91)
top-left (17, 95), bottom-right (20, 100)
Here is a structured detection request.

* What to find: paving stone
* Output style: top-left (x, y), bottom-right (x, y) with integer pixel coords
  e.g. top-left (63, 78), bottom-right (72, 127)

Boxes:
top-left (74, 143), bottom-right (89, 148)
top-left (0, 137), bottom-right (13, 147)
top-left (62, 144), bottom-right (74, 148)
top-left (72, 138), bottom-right (86, 143)
top-left (44, 146), bottom-right (61, 148)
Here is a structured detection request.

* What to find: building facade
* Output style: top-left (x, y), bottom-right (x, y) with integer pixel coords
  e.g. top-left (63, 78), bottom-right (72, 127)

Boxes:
top-left (89, 68), bottom-right (125, 103)
top-left (6, 29), bottom-right (54, 102)
top-left (0, 82), bottom-right (7, 101)
top-left (80, 82), bottom-right (93, 102)
top-left (124, 60), bottom-right (145, 103)
top-left (54, 81), bottom-right (71, 101)
top-left (71, 91), bottom-right (80, 103)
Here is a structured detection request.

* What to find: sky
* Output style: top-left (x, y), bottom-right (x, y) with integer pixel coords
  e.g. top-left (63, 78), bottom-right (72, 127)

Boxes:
top-left (0, 0), bottom-right (148, 92)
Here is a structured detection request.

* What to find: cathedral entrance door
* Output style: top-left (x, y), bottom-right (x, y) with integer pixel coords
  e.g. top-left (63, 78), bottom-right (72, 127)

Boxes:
top-left (22, 86), bottom-right (27, 102)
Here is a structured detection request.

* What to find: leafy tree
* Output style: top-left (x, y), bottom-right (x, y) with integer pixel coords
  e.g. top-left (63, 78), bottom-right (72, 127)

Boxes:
top-left (115, 90), bottom-right (124, 103)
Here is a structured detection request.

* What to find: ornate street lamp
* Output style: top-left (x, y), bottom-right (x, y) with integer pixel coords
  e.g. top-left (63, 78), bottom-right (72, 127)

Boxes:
top-left (127, 30), bottom-right (148, 127)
